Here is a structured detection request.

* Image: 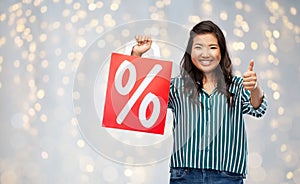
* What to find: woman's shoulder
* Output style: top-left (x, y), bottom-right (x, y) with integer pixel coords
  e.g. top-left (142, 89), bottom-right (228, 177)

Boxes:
top-left (232, 76), bottom-right (243, 85)
top-left (229, 76), bottom-right (244, 93)
top-left (170, 76), bottom-right (185, 93)
top-left (170, 76), bottom-right (183, 85)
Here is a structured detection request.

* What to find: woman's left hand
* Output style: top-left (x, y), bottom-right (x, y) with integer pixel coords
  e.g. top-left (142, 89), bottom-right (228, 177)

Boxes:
top-left (243, 60), bottom-right (257, 91)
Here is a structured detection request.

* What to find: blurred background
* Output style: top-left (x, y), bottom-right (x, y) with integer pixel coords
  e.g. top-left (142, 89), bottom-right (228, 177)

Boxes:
top-left (0, 0), bottom-right (299, 183)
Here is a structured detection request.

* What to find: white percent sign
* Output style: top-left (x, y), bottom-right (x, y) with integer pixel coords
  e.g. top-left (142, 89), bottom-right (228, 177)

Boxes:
top-left (114, 60), bottom-right (162, 128)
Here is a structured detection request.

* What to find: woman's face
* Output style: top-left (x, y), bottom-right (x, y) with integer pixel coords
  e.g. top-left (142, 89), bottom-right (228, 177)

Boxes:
top-left (191, 33), bottom-right (221, 76)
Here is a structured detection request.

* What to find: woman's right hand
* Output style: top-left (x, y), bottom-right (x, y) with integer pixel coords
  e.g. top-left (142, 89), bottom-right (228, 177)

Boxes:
top-left (131, 35), bottom-right (152, 57)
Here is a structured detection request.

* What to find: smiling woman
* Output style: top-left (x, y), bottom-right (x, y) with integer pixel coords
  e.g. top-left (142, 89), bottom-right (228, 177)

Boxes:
top-left (0, 1), bottom-right (299, 183)
top-left (131, 20), bottom-right (267, 184)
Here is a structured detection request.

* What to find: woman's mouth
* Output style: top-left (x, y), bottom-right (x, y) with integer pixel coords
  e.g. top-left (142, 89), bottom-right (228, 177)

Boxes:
top-left (199, 60), bottom-right (213, 66)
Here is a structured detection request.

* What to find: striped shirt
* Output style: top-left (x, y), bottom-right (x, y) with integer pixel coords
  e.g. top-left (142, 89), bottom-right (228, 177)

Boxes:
top-left (168, 76), bottom-right (267, 176)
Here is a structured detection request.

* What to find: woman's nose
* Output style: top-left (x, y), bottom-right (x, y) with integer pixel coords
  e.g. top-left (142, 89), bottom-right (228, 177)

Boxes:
top-left (201, 49), bottom-right (210, 57)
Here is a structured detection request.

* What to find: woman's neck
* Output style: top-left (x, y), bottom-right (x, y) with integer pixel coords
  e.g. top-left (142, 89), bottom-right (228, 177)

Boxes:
top-left (203, 73), bottom-right (217, 94)
top-left (203, 72), bottom-right (217, 84)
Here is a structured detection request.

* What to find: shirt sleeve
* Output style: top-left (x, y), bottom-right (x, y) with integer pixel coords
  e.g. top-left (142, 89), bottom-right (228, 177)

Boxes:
top-left (241, 84), bottom-right (268, 118)
top-left (168, 78), bottom-right (175, 110)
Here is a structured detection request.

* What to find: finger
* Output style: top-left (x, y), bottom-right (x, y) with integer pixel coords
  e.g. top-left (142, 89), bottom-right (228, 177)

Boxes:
top-left (145, 35), bottom-right (152, 43)
top-left (243, 78), bottom-right (256, 84)
top-left (136, 35), bottom-right (144, 45)
top-left (243, 82), bottom-right (257, 91)
top-left (139, 35), bottom-right (144, 45)
top-left (243, 72), bottom-right (250, 78)
top-left (248, 60), bottom-right (254, 71)
top-left (243, 71), bottom-right (256, 78)
top-left (135, 35), bottom-right (140, 44)
top-left (135, 35), bottom-right (140, 42)
top-left (141, 35), bottom-right (146, 43)
top-left (243, 73), bottom-right (257, 81)
top-left (243, 81), bottom-right (256, 86)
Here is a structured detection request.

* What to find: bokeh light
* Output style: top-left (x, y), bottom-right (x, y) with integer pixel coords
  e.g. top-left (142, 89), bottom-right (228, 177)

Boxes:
top-left (0, 0), bottom-right (299, 183)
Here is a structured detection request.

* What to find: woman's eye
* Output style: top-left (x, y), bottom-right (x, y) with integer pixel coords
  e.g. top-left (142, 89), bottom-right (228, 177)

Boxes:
top-left (210, 47), bottom-right (217, 49)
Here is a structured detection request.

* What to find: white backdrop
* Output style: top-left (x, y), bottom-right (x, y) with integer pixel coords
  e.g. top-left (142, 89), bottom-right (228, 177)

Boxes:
top-left (0, 0), bottom-right (300, 183)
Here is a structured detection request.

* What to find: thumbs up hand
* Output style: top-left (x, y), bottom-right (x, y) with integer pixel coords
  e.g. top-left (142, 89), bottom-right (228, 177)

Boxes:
top-left (243, 60), bottom-right (257, 91)
top-left (242, 60), bottom-right (265, 108)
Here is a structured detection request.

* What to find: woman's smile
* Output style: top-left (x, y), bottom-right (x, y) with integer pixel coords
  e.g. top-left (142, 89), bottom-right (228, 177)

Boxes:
top-left (198, 59), bottom-right (214, 66)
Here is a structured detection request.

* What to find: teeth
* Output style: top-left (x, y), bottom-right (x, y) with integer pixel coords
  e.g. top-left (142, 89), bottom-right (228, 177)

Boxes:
top-left (201, 60), bottom-right (211, 65)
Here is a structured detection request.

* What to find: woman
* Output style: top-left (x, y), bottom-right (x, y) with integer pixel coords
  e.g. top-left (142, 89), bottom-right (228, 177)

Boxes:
top-left (131, 20), bottom-right (267, 184)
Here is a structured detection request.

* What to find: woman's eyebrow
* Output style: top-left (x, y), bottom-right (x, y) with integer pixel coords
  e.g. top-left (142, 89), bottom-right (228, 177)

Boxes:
top-left (193, 43), bottom-right (218, 46)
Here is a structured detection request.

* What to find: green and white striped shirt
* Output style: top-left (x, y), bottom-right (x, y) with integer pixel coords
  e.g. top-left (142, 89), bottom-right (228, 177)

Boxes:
top-left (168, 76), bottom-right (267, 176)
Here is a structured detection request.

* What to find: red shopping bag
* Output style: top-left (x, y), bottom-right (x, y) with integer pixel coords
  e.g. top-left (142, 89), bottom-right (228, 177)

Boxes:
top-left (102, 53), bottom-right (172, 134)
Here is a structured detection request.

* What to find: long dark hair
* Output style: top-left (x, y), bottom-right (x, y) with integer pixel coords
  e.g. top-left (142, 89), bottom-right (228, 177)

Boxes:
top-left (180, 20), bottom-right (233, 104)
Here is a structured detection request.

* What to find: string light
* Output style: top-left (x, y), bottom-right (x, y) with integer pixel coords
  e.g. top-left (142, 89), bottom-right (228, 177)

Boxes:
top-left (0, 1), bottom-right (299, 183)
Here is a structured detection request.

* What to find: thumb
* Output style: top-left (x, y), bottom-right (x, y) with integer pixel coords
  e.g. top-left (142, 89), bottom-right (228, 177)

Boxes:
top-left (248, 60), bottom-right (254, 71)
